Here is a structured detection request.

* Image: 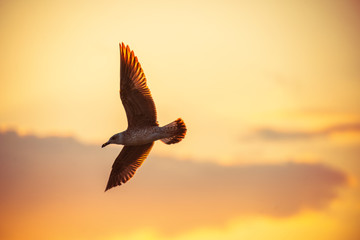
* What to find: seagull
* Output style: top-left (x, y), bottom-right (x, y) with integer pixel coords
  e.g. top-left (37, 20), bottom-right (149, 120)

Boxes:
top-left (102, 43), bottom-right (187, 191)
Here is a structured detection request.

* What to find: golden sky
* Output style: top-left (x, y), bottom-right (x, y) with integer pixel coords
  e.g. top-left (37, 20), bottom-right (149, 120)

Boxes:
top-left (1, 0), bottom-right (360, 239)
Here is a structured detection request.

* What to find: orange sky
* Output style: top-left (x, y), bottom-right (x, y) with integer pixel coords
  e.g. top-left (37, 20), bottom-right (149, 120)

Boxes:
top-left (1, 0), bottom-right (360, 239)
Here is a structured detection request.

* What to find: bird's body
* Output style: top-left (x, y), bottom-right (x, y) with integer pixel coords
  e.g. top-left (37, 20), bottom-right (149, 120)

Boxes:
top-left (102, 43), bottom-right (186, 191)
top-left (113, 120), bottom-right (185, 146)
top-left (121, 127), bottom-right (161, 146)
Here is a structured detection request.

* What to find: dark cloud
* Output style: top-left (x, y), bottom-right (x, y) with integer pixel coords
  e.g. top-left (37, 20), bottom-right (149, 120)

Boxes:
top-left (0, 131), bottom-right (348, 237)
top-left (252, 122), bottom-right (360, 141)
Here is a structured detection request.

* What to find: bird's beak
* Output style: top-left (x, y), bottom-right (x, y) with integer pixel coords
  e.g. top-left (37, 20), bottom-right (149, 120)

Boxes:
top-left (102, 141), bottom-right (110, 148)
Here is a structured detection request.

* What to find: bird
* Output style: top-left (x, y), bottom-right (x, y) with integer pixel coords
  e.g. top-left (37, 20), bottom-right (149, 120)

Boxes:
top-left (102, 43), bottom-right (187, 191)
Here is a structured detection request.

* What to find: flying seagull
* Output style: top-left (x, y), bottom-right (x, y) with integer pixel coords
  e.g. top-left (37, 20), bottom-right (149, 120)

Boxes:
top-left (102, 43), bottom-right (187, 191)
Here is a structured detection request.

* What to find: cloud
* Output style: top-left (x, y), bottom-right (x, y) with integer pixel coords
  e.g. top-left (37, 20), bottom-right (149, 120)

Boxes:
top-left (0, 131), bottom-right (348, 238)
top-left (252, 122), bottom-right (360, 141)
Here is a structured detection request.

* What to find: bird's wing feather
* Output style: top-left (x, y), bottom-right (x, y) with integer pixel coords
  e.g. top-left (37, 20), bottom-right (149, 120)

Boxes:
top-left (105, 142), bottom-right (154, 191)
top-left (120, 43), bottom-right (158, 128)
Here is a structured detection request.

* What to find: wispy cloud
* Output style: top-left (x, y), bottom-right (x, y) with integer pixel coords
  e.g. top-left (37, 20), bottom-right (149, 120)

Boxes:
top-left (252, 123), bottom-right (360, 141)
top-left (0, 131), bottom-right (348, 238)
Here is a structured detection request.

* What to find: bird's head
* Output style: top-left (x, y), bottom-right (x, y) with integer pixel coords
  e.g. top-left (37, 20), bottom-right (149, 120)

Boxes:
top-left (102, 133), bottom-right (124, 148)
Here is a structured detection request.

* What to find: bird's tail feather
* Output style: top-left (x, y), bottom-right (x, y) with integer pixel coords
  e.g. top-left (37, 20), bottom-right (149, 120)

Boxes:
top-left (161, 118), bottom-right (187, 144)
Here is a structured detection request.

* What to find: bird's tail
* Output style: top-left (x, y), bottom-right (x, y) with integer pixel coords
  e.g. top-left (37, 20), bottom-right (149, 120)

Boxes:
top-left (160, 118), bottom-right (187, 144)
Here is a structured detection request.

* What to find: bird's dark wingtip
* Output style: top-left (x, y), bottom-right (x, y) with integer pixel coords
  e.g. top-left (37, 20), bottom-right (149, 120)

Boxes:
top-left (104, 184), bottom-right (112, 192)
top-left (105, 181), bottom-right (121, 192)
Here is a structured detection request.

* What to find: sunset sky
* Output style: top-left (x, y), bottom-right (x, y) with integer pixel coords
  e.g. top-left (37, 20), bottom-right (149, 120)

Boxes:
top-left (1, 0), bottom-right (360, 239)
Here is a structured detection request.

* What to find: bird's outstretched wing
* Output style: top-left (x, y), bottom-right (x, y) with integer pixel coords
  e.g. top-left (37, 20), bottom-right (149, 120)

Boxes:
top-left (120, 43), bottom-right (158, 128)
top-left (105, 142), bottom-right (154, 191)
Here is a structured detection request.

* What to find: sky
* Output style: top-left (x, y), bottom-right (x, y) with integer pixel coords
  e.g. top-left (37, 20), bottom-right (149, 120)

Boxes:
top-left (1, 0), bottom-right (360, 239)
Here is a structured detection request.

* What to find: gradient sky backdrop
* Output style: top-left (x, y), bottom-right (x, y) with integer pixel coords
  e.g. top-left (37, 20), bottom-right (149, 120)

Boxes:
top-left (1, 0), bottom-right (360, 239)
